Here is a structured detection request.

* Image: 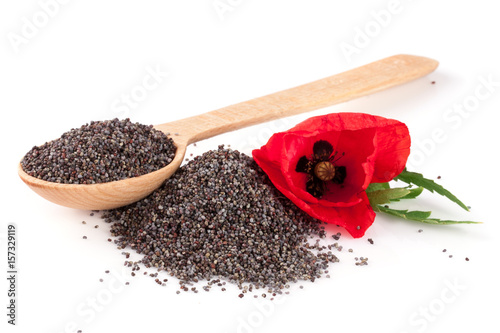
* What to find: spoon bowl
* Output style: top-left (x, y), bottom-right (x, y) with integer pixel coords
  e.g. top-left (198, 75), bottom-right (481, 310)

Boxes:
top-left (18, 139), bottom-right (187, 210)
top-left (18, 54), bottom-right (439, 210)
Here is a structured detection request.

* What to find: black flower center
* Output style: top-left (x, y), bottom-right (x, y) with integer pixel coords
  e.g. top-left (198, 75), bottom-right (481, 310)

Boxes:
top-left (295, 140), bottom-right (346, 198)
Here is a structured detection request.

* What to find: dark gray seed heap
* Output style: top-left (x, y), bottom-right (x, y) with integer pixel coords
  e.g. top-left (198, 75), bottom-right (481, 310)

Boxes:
top-left (21, 118), bottom-right (176, 184)
top-left (102, 146), bottom-right (338, 293)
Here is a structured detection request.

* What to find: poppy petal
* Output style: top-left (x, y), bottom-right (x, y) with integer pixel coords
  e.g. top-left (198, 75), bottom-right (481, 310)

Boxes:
top-left (252, 112), bottom-right (410, 238)
top-left (371, 123), bottom-right (411, 182)
top-left (289, 113), bottom-right (410, 183)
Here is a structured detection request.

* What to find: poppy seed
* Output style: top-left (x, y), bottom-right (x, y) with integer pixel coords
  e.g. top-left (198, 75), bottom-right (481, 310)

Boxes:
top-left (21, 118), bottom-right (176, 184)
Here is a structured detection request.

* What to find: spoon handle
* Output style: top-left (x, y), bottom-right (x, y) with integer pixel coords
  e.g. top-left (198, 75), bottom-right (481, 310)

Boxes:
top-left (156, 54), bottom-right (438, 144)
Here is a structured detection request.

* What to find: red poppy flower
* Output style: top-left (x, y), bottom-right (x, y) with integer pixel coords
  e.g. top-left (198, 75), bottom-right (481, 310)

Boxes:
top-left (252, 112), bottom-right (410, 238)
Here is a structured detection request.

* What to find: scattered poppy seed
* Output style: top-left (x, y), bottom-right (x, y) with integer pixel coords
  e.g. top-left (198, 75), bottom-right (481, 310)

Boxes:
top-left (82, 236), bottom-right (87, 239)
top-left (82, 221), bottom-right (86, 224)
top-left (94, 225), bottom-right (99, 229)
top-left (465, 257), bottom-right (469, 261)
top-left (368, 238), bottom-right (374, 245)
top-left (418, 229), bottom-right (423, 233)
top-left (355, 257), bottom-right (369, 266)
top-left (99, 279), bottom-right (103, 282)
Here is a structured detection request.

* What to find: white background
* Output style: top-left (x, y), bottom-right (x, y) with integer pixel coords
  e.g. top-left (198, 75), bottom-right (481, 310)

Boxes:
top-left (1, 1), bottom-right (499, 332)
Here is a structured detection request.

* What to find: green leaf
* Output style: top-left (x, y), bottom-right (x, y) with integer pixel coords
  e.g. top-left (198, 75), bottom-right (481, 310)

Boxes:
top-left (391, 186), bottom-right (424, 202)
top-left (366, 182), bottom-right (390, 193)
top-left (367, 188), bottom-right (411, 206)
top-left (374, 205), bottom-right (481, 225)
top-left (394, 170), bottom-right (469, 211)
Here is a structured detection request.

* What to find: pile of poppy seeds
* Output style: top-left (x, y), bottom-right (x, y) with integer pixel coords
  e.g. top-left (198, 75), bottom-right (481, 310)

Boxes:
top-left (102, 145), bottom-right (341, 297)
top-left (21, 118), bottom-right (175, 184)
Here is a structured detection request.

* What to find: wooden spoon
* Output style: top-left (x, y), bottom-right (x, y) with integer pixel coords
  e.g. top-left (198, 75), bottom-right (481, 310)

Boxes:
top-left (18, 54), bottom-right (438, 210)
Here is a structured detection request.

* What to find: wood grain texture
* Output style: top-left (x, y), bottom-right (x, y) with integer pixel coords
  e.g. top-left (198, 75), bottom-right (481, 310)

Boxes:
top-left (18, 54), bottom-right (438, 210)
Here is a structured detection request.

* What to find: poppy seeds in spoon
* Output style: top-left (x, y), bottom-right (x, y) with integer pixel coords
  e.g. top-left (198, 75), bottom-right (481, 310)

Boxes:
top-left (21, 118), bottom-right (176, 184)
